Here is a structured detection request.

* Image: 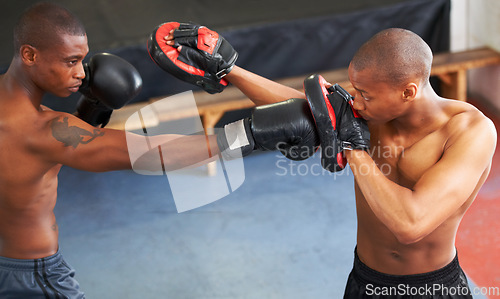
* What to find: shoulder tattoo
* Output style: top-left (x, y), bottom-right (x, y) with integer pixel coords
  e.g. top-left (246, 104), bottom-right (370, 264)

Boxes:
top-left (51, 117), bottom-right (105, 148)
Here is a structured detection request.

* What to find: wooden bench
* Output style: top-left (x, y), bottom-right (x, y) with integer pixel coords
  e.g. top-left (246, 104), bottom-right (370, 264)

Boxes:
top-left (107, 47), bottom-right (500, 131)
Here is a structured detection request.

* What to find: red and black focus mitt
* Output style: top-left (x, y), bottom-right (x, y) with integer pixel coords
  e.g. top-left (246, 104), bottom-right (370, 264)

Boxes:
top-left (147, 22), bottom-right (238, 94)
top-left (304, 74), bottom-right (370, 172)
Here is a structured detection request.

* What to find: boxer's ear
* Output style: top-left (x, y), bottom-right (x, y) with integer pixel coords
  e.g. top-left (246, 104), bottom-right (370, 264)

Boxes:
top-left (20, 45), bottom-right (37, 65)
top-left (402, 83), bottom-right (417, 102)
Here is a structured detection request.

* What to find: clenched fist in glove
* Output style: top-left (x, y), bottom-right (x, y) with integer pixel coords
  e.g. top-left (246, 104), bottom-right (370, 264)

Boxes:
top-left (148, 22), bottom-right (238, 94)
top-left (76, 53), bottom-right (142, 127)
top-left (217, 98), bottom-right (319, 161)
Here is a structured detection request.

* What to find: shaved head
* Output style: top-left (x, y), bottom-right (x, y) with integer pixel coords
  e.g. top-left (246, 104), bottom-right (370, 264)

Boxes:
top-left (350, 28), bottom-right (433, 87)
top-left (13, 2), bottom-right (86, 56)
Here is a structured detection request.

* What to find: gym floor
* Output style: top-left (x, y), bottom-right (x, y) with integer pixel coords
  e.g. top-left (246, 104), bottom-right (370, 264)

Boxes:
top-left (54, 100), bottom-right (499, 299)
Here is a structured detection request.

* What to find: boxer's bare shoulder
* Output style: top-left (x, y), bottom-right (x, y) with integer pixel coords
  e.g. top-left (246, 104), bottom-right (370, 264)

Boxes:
top-left (441, 99), bottom-right (496, 143)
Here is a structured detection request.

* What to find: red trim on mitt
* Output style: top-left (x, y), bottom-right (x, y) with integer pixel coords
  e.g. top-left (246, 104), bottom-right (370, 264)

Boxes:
top-left (317, 75), bottom-right (337, 130)
top-left (155, 22), bottom-right (206, 77)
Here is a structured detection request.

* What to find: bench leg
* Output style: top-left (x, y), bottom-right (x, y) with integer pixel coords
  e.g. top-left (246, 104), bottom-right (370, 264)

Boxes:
top-left (438, 70), bottom-right (467, 101)
top-left (202, 111), bottom-right (226, 176)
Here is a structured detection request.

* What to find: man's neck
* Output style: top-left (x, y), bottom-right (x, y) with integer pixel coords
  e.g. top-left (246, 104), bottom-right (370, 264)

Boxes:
top-left (389, 87), bottom-right (446, 135)
top-left (2, 60), bottom-right (44, 109)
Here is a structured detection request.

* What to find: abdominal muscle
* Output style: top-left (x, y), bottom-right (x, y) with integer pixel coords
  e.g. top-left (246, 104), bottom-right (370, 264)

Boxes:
top-left (353, 161), bottom-right (489, 275)
top-left (0, 165), bottom-right (61, 259)
top-left (356, 217), bottom-right (459, 275)
top-left (354, 184), bottom-right (478, 275)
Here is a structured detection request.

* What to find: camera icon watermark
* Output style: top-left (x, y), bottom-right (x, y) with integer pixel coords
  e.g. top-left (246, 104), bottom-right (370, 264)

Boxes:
top-left (124, 91), bottom-right (245, 213)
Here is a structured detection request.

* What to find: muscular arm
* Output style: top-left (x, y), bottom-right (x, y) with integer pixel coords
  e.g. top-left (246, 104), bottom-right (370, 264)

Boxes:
top-left (31, 112), bottom-right (219, 173)
top-left (345, 114), bottom-right (497, 244)
top-left (226, 66), bottom-right (305, 106)
top-left (163, 31), bottom-right (304, 106)
top-left (127, 132), bottom-right (219, 173)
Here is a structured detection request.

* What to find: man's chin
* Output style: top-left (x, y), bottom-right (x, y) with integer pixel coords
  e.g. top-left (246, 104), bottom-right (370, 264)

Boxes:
top-left (53, 90), bottom-right (74, 98)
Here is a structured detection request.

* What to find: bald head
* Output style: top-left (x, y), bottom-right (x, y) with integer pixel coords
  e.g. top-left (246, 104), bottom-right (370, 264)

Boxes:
top-left (13, 2), bottom-right (86, 56)
top-left (350, 28), bottom-right (433, 87)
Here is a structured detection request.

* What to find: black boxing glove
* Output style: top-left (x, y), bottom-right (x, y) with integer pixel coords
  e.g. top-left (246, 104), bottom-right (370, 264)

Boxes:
top-left (148, 22), bottom-right (238, 94)
top-left (332, 86), bottom-right (370, 152)
top-left (217, 98), bottom-right (319, 160)
top-left (304, 74), bottom-right (370, 172)
top-left (76, 53), bottom-right (143, 127)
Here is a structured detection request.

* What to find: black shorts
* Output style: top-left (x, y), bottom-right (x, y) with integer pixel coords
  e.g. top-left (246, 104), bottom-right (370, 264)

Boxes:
top-left (0, 249), bottom-right (85, 299)
top-left (344, 249), bottom-right (472, 298)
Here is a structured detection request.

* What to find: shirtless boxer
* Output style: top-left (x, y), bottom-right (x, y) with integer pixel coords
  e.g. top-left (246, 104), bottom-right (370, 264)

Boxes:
top-left (340, 29), bottom-right (496, 298)
top-left (0, 3), bottom-right (319, 298)
top-left (160, 25), bottom-right (497, 298)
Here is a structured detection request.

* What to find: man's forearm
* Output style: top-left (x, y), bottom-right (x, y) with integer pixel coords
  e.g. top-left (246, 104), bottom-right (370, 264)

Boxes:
top-left (128, 133), bottom-right (220, 173)
top-left (226, 66), bottom-right (304, 106)
top-left (345, 150), bottom-right (418, 242)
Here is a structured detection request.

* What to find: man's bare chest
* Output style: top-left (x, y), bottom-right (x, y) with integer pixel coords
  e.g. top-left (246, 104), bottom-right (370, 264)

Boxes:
top-left (369, 129), bottom-right (448, 186)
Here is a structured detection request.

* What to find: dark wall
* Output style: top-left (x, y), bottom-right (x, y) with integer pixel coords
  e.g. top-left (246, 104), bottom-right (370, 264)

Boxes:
top-left (1, 0), bottom-right (413, 66)
top-left (0, 0), bottom-right (450, 113)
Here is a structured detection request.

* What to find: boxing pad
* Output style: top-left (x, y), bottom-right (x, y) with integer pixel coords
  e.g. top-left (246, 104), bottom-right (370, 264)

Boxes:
top-left (147, 22), bottom-right (238, 94)
top-left (304, 74), bottom-right (370, 172)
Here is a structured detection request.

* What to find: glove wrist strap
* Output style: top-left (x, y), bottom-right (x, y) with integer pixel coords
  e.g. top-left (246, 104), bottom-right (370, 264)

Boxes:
top-left (215, 64), bottom-right (234, 79)
top-left (341, 141), bottom-right (369, 151)
top-left (341, 141), bottom-right (354, 151)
